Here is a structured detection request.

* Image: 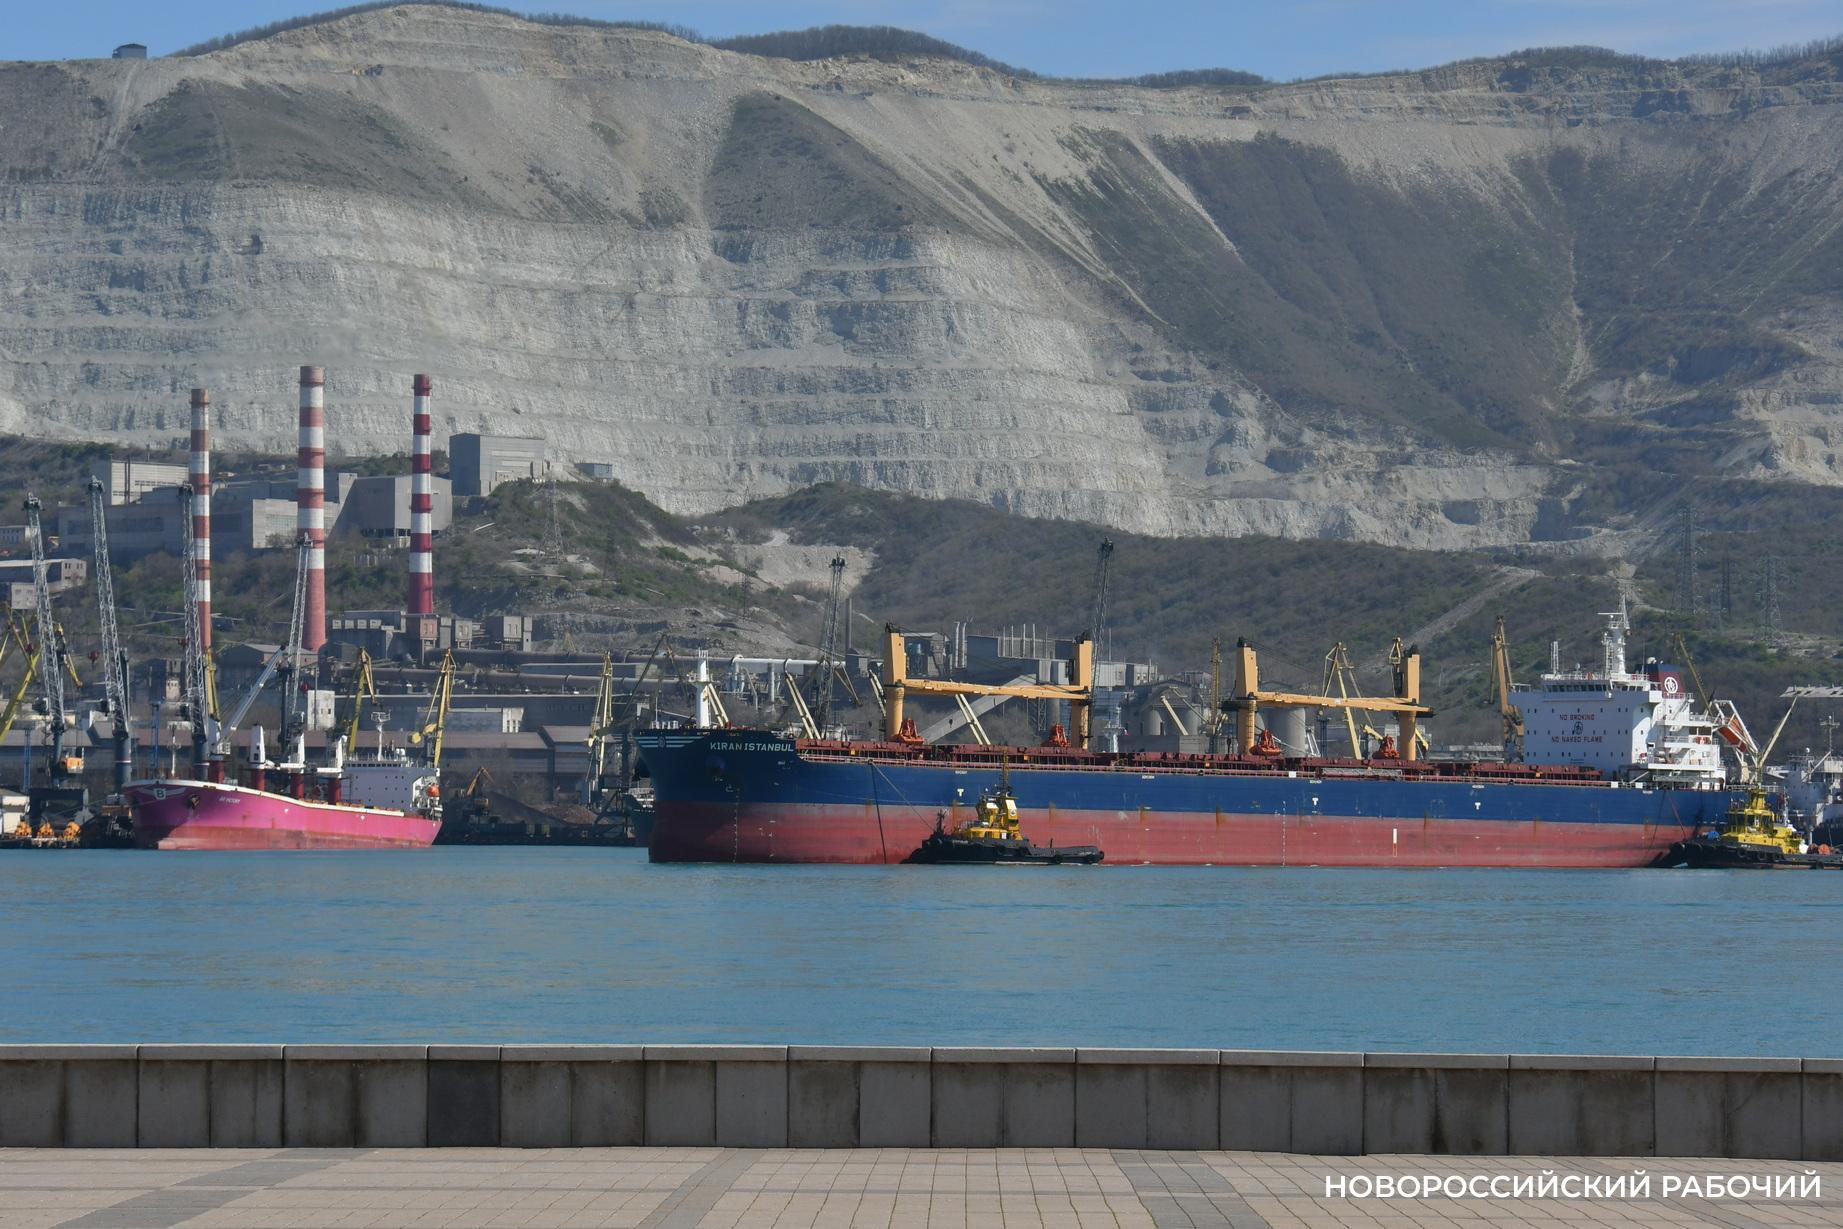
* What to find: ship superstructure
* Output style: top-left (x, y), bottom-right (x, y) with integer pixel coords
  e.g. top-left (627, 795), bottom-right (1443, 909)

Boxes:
top-left (1518, 600), bottom-right (1725, 790)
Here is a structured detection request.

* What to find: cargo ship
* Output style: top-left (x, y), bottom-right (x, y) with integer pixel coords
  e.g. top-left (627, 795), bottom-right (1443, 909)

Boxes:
top-left (126, 371), bottom-right (451, 852)
top-left (128, 740), bottom-right (442, 851)
top-left (641, 605), bottom-right (1746, 866)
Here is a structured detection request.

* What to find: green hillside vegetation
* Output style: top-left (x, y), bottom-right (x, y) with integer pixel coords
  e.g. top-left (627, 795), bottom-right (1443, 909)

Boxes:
top-left (707, 484), bottom-right (1843, 747)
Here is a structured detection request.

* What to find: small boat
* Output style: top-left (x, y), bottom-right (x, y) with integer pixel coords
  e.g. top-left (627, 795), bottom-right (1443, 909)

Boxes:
top-left (1670, 787), bottom-right (1807, 868)
top-left (907, 773), bottom-right (1102, 866)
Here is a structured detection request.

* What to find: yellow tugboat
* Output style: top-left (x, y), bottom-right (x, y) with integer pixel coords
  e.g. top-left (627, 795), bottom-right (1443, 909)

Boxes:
top-left (1672, 787), bottom-right (1805, 868)
top-left (908, 764), bottom-right (1103, 866)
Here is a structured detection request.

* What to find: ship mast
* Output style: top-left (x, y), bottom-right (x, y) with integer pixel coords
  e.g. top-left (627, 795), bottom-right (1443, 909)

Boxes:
top-left (1600, 595), bottom-right (1629, 679)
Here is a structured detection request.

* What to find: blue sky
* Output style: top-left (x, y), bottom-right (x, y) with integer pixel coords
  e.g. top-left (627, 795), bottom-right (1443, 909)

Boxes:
top-left (9, 0), bottom-right (1842, 79)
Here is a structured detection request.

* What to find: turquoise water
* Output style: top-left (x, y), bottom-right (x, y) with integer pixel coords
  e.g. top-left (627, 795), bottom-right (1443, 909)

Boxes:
top-left (3, 848), bottom-right (1838, 1054)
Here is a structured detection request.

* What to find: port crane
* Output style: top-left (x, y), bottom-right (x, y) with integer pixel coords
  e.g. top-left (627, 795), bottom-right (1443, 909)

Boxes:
top-left (338, 649), bottom-right (380, 752)
top-left (407, 651), bottom-right (456, 770)
top-left (1488, 616), bottom-right (1523, 761)
top-left (86, 480), bottom-right (135, 794)
top-left (1088, 537), bottom-right (1113, 652)
top-left (23, 496), bottom-right (82, 785)
top-left (0, 614), bottom-right (42, 754)
top-left (809, 555), bottom-right (849, 735)
top-left (216, 537), bottom-right (313, 765)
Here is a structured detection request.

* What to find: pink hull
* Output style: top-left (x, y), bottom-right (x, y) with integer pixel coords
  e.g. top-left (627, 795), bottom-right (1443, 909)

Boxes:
top-left (651, 801), bottom-right (1685, 867)
top-left (127, 779), bottom-right (440, 850)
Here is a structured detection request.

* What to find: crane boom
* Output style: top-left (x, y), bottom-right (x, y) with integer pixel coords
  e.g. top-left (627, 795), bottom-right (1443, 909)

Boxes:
top-left (0, 616), bottom-right (40, 752)
top-left (340, 650), bottom-right (379, 752)
top-left (1489, 616), bottom-right (1524, 760)
top-left (411, 651), bottom-right (456, 770)
top-left (86, 480), bottom-right (134, 792)
top-left (811, 555), bottom-right (846, 732)
top-left (23, 496), bottom-right (72, 783)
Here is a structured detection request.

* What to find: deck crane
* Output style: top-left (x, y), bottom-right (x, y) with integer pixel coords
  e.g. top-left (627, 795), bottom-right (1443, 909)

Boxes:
top-left (177, 487), bottom-right (218, 778)
top-left (85, 480), bottom-right (134, 794)
top-left (1489, 616), bottom-right (1524, 761)
top-left (216, 537), bottom-right (312, 765)
top-left (23, 496), bottom-right (80, 785)
top-left (276, 534), bottom-right (311, 756)
top-left (1229, 638), bottom-right (1432, 761)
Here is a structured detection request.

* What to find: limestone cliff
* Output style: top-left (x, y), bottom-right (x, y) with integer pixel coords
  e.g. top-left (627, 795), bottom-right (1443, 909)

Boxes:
top-left (2, 6), bottom-right (1841, 550)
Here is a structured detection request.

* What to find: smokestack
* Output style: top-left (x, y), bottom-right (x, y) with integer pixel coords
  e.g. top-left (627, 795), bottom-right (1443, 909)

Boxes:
top-left (189, 388), bottom-right (211, 657)
top-left (297, 366), bottom-right (327, 651)
top-left (408, 374), bottom-right (434, 618)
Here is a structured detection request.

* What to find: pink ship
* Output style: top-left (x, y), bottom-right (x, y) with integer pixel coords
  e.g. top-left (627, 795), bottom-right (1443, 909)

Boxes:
top-left (129, 371), bottom-right (451, 852)
top-left (127, 777), bottom-right (440, 850)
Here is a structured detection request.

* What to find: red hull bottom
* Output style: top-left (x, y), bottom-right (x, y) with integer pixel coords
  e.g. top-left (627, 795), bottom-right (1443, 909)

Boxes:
top-left (650, 802), bottom-right (1684, 867)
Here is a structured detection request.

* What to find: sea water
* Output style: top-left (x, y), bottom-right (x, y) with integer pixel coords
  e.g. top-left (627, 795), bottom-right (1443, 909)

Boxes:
top-left (3, 848), bottom-right (1835, 1053)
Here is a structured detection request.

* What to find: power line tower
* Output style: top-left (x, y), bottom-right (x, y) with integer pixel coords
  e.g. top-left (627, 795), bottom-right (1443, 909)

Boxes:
top-left (1717, 555), bottom-right (1734, 629)
top-left (1758, 555), bottom-right (1781, 636)
top-left (1676, 506), bottom-right (1698, 620)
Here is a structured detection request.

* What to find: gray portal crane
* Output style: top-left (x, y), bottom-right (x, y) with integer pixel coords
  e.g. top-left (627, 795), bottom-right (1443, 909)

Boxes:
top-left (86, 480), bottom-right (134, 794)
top-left (23, 496), bottom-right (76, 785)
top-left (811, 555), bottom-right (847, 733)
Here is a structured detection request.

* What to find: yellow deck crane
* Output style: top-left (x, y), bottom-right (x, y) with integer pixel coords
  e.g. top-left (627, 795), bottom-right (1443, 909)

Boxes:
top-left (1489, 616), bottom-right (1524, 761)
top-left (1228, 638), bottom-right (1433, 760)
top-left (881, 626), bottom-right (1095, 746)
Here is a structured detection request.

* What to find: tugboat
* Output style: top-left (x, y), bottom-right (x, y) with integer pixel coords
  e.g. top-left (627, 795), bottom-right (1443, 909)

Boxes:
top-left (908, 768), bottom-right (1103, 866)
top-left (1670, 787), bottom-right (1806, 868)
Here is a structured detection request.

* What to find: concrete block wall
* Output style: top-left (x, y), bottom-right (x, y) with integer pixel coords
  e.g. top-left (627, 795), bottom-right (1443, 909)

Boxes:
top-left (2, 1045), bottom-right (1841, 1158)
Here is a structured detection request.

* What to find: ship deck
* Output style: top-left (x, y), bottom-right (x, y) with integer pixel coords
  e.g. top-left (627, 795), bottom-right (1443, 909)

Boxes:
top-left (791, 737), bottom-right (1618, 786)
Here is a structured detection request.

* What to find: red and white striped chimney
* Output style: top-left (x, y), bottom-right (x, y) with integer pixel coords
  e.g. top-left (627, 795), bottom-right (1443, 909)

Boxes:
top-left (408, 374), bottom-right (435, 619)
top-left (297, 366), bottom-right (327, 651)
top-left (189, 388), bottom-right (212, 657)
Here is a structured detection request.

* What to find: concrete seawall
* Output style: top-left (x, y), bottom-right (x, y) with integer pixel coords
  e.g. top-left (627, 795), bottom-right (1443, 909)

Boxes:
top-left (1, 1046), bottom-right (1836, 1158)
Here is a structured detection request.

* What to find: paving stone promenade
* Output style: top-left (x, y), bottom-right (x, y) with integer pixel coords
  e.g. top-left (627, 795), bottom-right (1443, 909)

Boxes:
top-left (2, 1149), bottom-right (1840, 1229)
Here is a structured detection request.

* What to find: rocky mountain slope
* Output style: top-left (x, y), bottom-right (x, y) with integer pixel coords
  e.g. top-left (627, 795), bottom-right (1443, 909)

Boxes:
top-left (3, 6), bottom-right (1842, 551)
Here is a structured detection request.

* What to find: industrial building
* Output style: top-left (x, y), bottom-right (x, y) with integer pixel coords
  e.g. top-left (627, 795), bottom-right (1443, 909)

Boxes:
top-left (96, 460), bottom-right (187, 505)
top-left (212, 471), bottom-right (353, 551)
top-left (0, 557), bottom-right (87, 609)
top-left (342, 473), bottom-right (453, 539)
top-left (450, 433), bottom-right (549, 496)
top-left (53, 490), bottom-right (188, 562)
